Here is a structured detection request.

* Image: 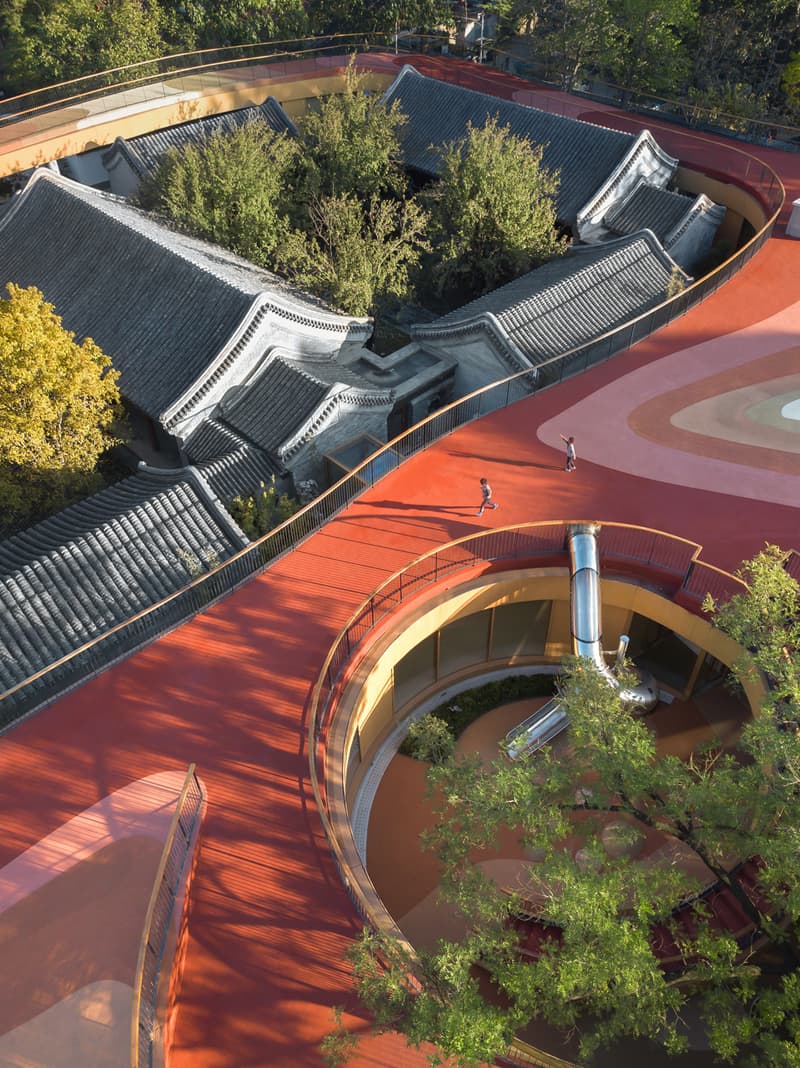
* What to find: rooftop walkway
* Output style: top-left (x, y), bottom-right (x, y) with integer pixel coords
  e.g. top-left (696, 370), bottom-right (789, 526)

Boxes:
top-left (0, 56), bottom-right (799, 1068)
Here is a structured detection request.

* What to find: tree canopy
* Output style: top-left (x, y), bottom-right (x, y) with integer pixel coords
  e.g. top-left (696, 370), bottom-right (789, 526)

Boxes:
top-left (140, 121), bottom-right (299, 267)
top-left (141, 62), bottom-right (432, 319)
top-left (309, 0), bottom-right (451, 35)
top-left (298, 58), bottom-right (409, 205)
top-left (2, 0), bottom-right (168, 89)
top-left (280, 193), bottom-right (430, 318)
top-left (343, 546), bottom-right (800, 1067)
top-left (0, 284), bottom-right (120, 532)
top-left (0, 0), bottom-right (309, 92)
top-left (607, 0), bottom-right (698, 94)
top-left (429, 116), bottom-right (567, 300)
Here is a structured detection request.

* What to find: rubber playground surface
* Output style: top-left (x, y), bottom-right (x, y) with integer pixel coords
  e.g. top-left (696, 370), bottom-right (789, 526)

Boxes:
top-left (0, 55), bottom-right (799, 1068)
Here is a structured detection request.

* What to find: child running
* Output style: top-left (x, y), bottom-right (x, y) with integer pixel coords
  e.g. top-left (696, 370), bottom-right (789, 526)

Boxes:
top-left (476, 477), bottom-right (499, 516)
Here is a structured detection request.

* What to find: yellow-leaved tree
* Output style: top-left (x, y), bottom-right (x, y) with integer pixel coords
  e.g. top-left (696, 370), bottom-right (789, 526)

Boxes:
top-left (0, 283), bottom-right (121, 533)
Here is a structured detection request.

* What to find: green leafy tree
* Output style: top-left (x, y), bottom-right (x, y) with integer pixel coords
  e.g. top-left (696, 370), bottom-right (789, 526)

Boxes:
top-left (607, 0), bottom-right (697, 93)
top-left (533, 0), bottom-right (614, 90)
top-left (308, 0), bottom-right (451, 35)
top-left (429, 116), bottom-right (567, 300)
top-left (197, 0), bottom-right (308, 46)
top-left (345, 547), bottom-right (800, 1066)
top-left (0, 284), bottom-right (121, 531)
top-left (299, 57), bottom-right (409, 205)
top-left (703, 545), bottom-right (800, 727)
top-left (280, 193), bottom-right (430, 318)
top-left (2, 0), bottom-right (167, 91)
top-left (781, 51), bottom-right (800, 120)
top-left (687, 81), bottom-right (772, 131)
top-left (405, 714), bottom-right (455, 765)
top-left (686, 0), bottom-right (800, 114)
top-left (140, 122), bottom-right (299, 267)
top-left (228, 478), bottom-right (300, 540)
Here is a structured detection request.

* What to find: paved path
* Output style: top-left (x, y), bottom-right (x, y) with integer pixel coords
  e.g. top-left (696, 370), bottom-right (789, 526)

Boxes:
top-left (0, 56), bottom-right (799, 1068)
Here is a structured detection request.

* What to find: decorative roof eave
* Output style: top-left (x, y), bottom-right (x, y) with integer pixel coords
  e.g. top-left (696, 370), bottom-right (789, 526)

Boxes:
top-left (664, 194), bottom-right (726, 248)
top-left (279, 384), bottom-right (394, 462)
top-left (160, 295), bottom-right (373, 433)
top-left (633, 227), bottom-right (692, 283)
top-left (101, 97), bottom-right (298, 180)
top-left (576, 130), bottom-right (679, 239)
top-left (0, 166), bottom-right (48, 229)
top-left (101, 136), bottom-right (147, 178)
top-left (180, 464), bottom-right (250, 548)
top-left (380, 63), bottom-right (420, 106)
top-left (411, 311), bottom-right (533, 374)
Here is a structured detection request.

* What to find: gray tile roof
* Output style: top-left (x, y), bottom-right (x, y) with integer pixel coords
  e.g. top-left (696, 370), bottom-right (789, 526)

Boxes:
top-left (0, 170), bottom-right (361, 423)
top-left (222, 358), bottom-right (333, 453)
top-left (382, 66), bottom-right (637, 224)
top-left (102, 97), bottom-right (296, 180)
top-left (186, 419), bottom-right (282, 500)
top-left (604, 182), bottom-right (695, 241)
top-left (196, 447), bottom-right (280, 503)
top-left (412, 231), bottom-right (687, 366)
top-left (0, 468), bottom-right (244, 693)
top-left (221, 355), bottom-right (392, 454)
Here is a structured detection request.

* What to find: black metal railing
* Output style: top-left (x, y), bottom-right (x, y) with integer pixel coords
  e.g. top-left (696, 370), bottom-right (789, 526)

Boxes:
top-left (306, 521), bottom-right (748, 1068)
top-left (0, 53), bottom-right (784, 729)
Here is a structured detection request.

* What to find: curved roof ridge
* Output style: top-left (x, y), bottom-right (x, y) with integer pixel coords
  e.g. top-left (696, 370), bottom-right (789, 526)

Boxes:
top-left (101, 96), bottom-right (298, 182)
top-left (0, 170), bottom-right (370, 425)
top-left (419, 231), bottom-right (684, 335)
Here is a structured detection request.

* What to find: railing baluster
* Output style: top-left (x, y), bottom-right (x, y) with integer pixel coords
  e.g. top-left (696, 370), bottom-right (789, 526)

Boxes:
top-left (0, 59), bottom-right (785, 729)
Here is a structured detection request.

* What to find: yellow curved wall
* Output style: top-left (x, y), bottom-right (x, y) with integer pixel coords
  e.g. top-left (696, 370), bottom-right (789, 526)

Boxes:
top-left (331, 568), bottom-right (761, 805)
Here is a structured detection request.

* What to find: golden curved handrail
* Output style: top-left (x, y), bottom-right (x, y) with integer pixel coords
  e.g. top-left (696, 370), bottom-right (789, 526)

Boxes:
top-left (305, 519), bottom-right (746, 1068)
top-left (130, 763), bottom-right (204, 1068)
top-left (0, 33), bottom-right (375, 121)
top-left (0, 55), bottom-right (784, 718)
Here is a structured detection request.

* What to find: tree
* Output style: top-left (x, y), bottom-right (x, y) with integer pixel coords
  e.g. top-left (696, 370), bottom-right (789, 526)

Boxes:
top-left (2, 0), bottom-right (168, 92)
top-left (782, 52), bottom-right (800, 120)
top-left (607, 0), bottom-right (697, 94)
top-left (687, 81), bottom-right (772, 132)
top-left (228, 478), bottom-right (300, 540)
top-left (140, 122), bottom-right (299, 267)
top-left (280, 193), bottom-right (430, 318)
top-left (308, 0), bottom-right (451, 35)
top-left (0, 284), bottom-right (121, 531)
top-left (532, 0), bottom-right (615, 90)
top-left (196, 0), bottom-right (308, 47)
top-left (703, 545), bottom-right (800, 728)
top-left (405, 714), bottom-right (455, 765)
top-left (429, 116), bottom-right (567, 301)
top-left (345, 547), bottom-right (800, 1066)
top-left (298, 57), bottom-right (409, 205)
top-left (686, 0), bottom-right (800, 115)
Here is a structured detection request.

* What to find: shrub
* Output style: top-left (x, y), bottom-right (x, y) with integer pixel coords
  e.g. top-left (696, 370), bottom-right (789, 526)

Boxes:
top-left (399, 673), bottom-right (556, 758)
top-left (228, 477), bottom-right (300, 541)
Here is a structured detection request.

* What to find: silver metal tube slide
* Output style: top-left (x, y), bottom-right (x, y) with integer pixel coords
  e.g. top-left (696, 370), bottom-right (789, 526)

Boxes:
top-left (504, 523), bottom-right (658, 758)
top-left (568, 523), bottom-right (658, 712)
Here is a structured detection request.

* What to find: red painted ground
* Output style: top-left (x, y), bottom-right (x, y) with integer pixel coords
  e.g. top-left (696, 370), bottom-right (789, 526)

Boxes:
top-left (1, 55), bottom-right (799, 1068)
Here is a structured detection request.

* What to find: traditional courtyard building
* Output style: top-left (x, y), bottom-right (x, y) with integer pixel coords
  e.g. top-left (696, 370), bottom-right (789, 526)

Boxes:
top-left (381, 65), bottom-right (680, 240)
top-left (409, 231), bottom-right (689, 394)
top-left (600, 179), bottom-right (726, 272)
top-left (0, 464), bottom-right (252, 704)
top-left (0, 168), bottom-right (451, 481)
top-left (101, 97), bottom-right (296, 197)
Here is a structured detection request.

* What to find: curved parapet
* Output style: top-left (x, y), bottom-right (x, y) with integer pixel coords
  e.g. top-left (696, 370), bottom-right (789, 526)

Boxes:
top-left (568, 522), bottom-right (658, 712)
